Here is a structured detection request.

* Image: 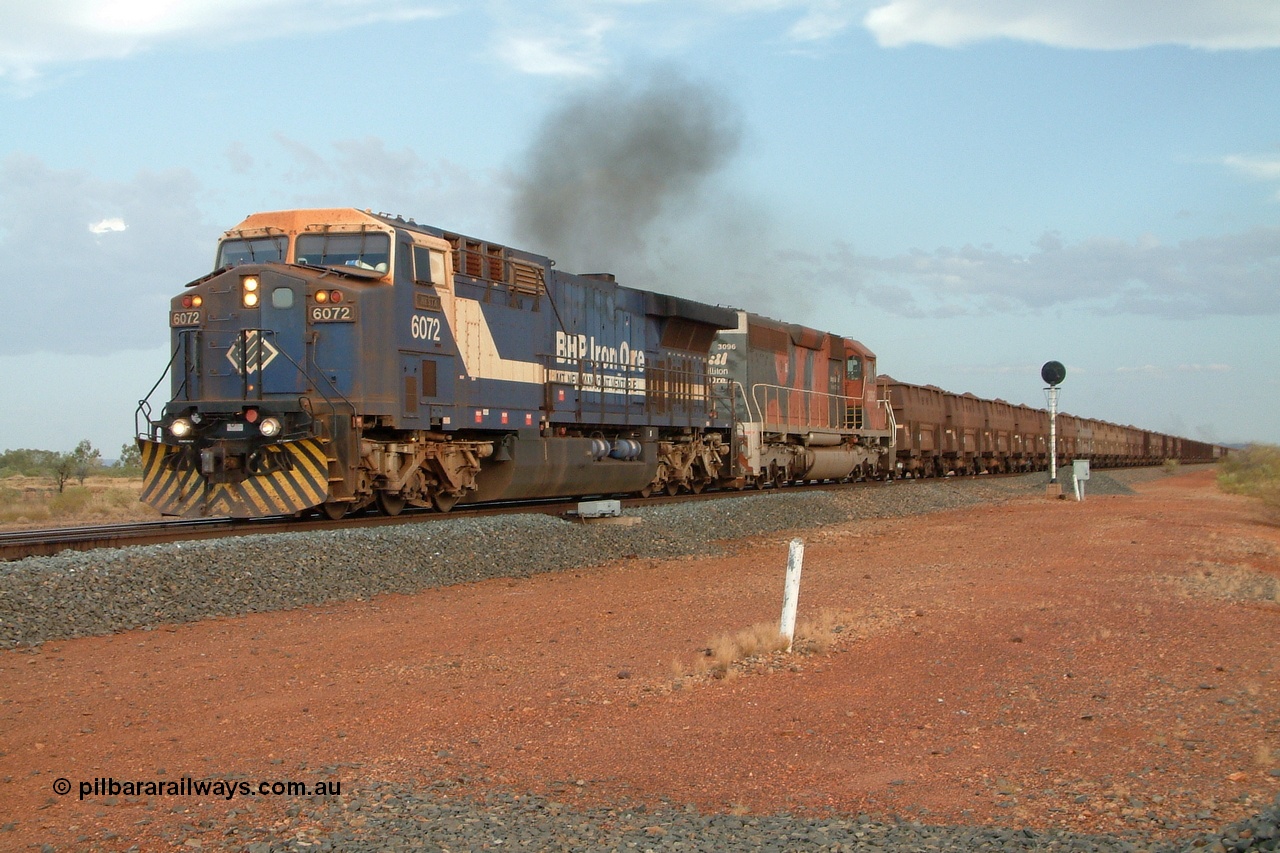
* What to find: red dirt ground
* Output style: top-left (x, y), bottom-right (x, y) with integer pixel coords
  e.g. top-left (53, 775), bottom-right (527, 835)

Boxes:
top-left (2, 468), bottom-right (1277, 850)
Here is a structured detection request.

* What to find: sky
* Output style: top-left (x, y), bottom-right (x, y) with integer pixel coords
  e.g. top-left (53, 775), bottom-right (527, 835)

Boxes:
top-left (1, 0), bottom-right (1278, 456)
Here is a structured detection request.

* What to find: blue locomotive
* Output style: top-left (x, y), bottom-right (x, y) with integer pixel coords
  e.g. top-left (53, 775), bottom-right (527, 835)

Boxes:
top-left (138, 208), bottom-right (894, 518)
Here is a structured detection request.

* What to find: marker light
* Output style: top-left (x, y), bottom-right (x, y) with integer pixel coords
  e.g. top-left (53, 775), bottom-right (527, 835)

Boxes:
top-left (314, 290), bottom-right (328, 303)
top-left (169, 418), bottom-right (193, 438)
top-left (328, 290), bottom-right (342, 303)
top-left (242, 276), bottom-right (260, 308)
top-left (259, 417), bottom-right (282, 438)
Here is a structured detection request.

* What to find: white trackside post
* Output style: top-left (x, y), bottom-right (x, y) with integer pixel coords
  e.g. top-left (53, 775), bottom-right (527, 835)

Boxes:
top-left (780, 538), bottom-right (804, 652)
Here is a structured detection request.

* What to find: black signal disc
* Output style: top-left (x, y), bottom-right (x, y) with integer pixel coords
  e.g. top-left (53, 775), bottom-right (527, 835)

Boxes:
top-left (1041, 360), bottom-right (1066, 386)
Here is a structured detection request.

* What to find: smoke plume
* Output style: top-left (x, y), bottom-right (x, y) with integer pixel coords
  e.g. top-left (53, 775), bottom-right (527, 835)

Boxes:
top-left (511, 68), bottom-right (743, 276)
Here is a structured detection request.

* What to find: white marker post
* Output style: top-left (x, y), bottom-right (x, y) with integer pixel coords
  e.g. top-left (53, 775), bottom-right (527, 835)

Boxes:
top-left (779, 538), bottom-right (804, 652)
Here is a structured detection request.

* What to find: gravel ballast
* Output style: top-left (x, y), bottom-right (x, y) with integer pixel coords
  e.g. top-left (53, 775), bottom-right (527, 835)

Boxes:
top-left (0, 468), bottom-right (1160, 650)
top-left (192, 783), bottom-right (1280, 853)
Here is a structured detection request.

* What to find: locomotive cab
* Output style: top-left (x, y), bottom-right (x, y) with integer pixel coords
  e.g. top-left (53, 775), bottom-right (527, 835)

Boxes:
top-left (139, 210), bottom-right (457, 518)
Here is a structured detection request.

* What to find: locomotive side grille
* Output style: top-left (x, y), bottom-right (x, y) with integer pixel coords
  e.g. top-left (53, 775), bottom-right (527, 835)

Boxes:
top-left (421, 359), bottom-right (438, 397)
top-left (661, 319), bottom-right (717, 353)
top-left (511, 262), bottom-right (545, 294)
top-left (404, 376), bottom-right (418, 416)
top-left (463, 241), bottom-right (483, 277)
top-left (747, 323), bottom-right (788, 353)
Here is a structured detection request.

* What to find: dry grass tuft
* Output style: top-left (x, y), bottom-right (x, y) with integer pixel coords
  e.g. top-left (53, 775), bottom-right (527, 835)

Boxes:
top-left (1177, 564), bottom-right (1279, 605)
top-left (0, 476), bottom-right (158, 529)
top-left (683, 609), bottom-right (869, 683)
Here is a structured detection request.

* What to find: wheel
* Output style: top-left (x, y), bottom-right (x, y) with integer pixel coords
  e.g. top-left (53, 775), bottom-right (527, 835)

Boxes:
top-left (320, 501), bottom-right (348, 520)
top-left (376, 491), bottom-right (406, 517)
top-left (432, 490), bottom-right (460, 513)
top-left (665, 481), bottom-right (681, 496)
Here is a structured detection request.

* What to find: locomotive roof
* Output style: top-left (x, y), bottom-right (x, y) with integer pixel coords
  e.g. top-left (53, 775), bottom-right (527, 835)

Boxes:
top-left (222, 208), bottom-right (554, 267)
top-left (745, 312), bottom-right (878, 358)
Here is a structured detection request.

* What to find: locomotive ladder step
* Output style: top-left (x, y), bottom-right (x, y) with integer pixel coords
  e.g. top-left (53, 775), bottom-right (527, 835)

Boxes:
top-left (325, 452), bottom-right (344, 483)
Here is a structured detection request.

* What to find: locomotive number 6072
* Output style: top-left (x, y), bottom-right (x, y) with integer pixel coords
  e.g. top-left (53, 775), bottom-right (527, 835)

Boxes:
top-left (410, 314), bottom-right (441, 342)
top-left (310, 305), bottom-right (354, 322)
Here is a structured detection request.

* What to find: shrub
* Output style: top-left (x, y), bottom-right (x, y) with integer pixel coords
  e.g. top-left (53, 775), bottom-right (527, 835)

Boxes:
top-left (49, 487), bottom-right (94, 517)
top-left (1218, 444), bottom-right (1280, 510)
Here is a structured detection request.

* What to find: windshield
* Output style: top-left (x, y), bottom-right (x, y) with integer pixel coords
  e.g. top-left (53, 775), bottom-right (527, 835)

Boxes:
top-left (296, 232), bottom-right (390, 273)
top-left (216, 236), bottom-right (287, 268)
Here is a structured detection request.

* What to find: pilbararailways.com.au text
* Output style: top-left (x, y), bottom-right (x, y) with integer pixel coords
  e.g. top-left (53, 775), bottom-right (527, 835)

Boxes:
top-left (56, 776), bottom-right (342, 801)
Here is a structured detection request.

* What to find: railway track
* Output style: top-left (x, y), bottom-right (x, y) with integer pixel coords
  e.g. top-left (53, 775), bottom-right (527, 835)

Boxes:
top-left (0, 478), bottom-right (885, 563)
top-left (2, 463), bottom-right (1143, 563)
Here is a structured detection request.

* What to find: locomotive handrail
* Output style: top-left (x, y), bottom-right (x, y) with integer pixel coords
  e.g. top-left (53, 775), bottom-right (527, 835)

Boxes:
top-left (750, 383), bottom-right (859, 434)
top-left (881, 391), bottom-right (898, 449)
top-left (733, 380), bottom-right (760, 424)
top-left (134, 337), bottom-right (189, 440)
top-left (546, 354), bottom-right (726, 429)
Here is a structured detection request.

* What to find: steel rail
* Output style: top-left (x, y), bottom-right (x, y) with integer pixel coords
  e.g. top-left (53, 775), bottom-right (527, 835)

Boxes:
top-left (0, 463), bottom-right (1181, 563)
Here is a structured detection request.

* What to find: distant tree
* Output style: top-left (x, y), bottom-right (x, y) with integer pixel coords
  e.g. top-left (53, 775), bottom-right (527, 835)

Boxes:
top-left (0, 448), bottom-right (65, 479)
top-left (70, 439), bottom-right (102, 486)
top-left (114, 442), bottom-right (143, 474)
top-left (52, 452), bottom-right (76, 493)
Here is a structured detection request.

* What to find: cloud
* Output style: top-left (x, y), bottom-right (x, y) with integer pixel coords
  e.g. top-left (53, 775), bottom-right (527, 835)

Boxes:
top-left (88, 217), bottom-right (127, 235)
top-left (0, 153), bottom-right (215, 355)
top-left (1224, 153), bottom-right (1280, 200)
top-left (1224, 154), bottom-right (1280, 182)
top-left (864, 0), bottom-right (1280, 50)
top-left (0, 0), bottom-right (451, 83)
top-left (830, 228), bottom-right (1280, 319)
top-left (708, 0), bottom-right (859, 41)
top-left (493, 11), bottom-right (617, 78)
top-left (1114, 363), bottom-right (1231, 378)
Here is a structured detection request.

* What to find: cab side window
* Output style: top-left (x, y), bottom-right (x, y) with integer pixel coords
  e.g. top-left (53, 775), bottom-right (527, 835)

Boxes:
top-left (413, 245), bottom-right (446, 285)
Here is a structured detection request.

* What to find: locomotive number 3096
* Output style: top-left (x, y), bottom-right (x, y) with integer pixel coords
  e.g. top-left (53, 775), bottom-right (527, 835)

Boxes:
top-left (410, 314), bottom-right (441, 342)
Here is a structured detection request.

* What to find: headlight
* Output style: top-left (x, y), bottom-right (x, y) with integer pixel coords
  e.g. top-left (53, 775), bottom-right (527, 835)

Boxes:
top-left (242, 276), bottom-right (260, 308)
top-left (170, 418), bottom-right (194, 438)
top-left (259, 417), bottom-right (282, 437)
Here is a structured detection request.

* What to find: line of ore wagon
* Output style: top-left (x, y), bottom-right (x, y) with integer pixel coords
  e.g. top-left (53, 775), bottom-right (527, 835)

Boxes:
top-left (136, 208), bottom-right (1227, 520)
top-left (877, 376), bottom-right (1225, 479)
